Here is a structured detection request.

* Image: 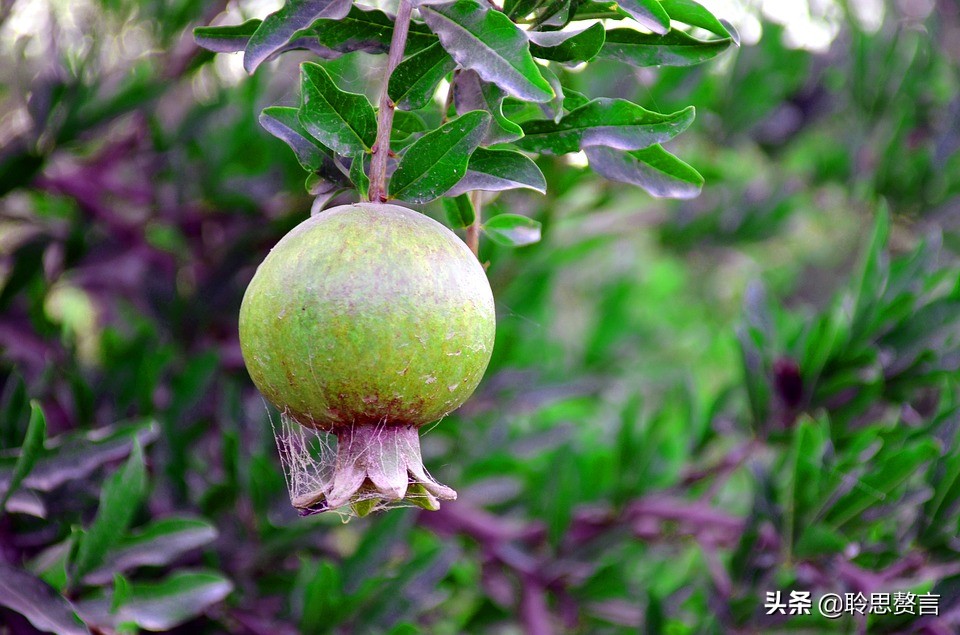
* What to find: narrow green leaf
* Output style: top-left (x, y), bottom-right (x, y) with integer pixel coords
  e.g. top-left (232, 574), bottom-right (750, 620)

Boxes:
top-left (388, 111), bottom-right (491, 203)
top-left (75, 570), bottom-right (233, 632)
top-left (659, 0), bottom-right (733, 40)
top-left (452, 70), bottom-right (524, 144)
top-left (527, 22), bottom-right (605, 64)
top-left (420, 0), bottom-right (554, 102)
top-left (0, 563), bottom-right (89, 635)
top-left (111, 574), bottom-right (131, 615)
top-left (193, 20), bottom-right (261, 53)
top-left (516, 98), bottom-right (694, 154)
top-left (584, 144), bottom-right (703, 199)
top-left (243, 0), bottom-right (353, 73)
top-left (826, 440), bottom-right (939, 529)
top-left (443, 195), bottom-right (476, 228)
top-left (298, 62), bottom-right (377, 155)
top-left (70, 441), bottom-right (148, 585)
top-left (0, 400), bottom-right (46, 512)
top-left (483, 214), bottom-right (542, 247)
top-left (850, 207), bottom-right (890, 336)
top-left (389, 42), bottom-right (457, 111)
top-left (601, 28), bottom-right (733, 67)
top-left (617, 0), bottom-right (670, 34)
top-left (447, 148), bottom-right (546, 196)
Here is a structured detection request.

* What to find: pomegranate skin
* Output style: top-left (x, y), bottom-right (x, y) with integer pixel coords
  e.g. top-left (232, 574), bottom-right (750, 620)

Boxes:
top-left (239, 202), bottom-right (496, 431)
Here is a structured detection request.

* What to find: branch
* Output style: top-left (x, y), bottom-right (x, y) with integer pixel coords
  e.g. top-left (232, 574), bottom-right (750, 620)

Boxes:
top-left (367, 0), bottom-right (413, 203)
top-left (466, 190), bottom-right (482, 257)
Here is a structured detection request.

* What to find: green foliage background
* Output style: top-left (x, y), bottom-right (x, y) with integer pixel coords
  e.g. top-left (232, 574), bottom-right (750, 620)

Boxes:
top-left (2, 0), bottom-right (960, 633)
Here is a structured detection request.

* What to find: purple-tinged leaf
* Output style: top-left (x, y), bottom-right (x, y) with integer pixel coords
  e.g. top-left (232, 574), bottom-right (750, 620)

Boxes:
top-left (515, 98), bottom-right (694, 154)
top-left (0, 563), bottom-right (89, 635)
top-left (452, 70), bottom-right (524, 144)
top-left (601, 28), bottom-right (733, 67)
top-left (527, 22), bottom-right (605, 65)
top-left (0, 420), bottom-right (159, 493)
top-left (290, 6), bottom-right (438, 57)
top-left (537, 64), bottom-right (565, 122)
top-left (243, 0), bottom-right (353, 73)
top-left (83, 516), bottom-right (219, 586)
top-left (420, 0), bottom-right (554, 102)
top-left (617, 0), bottom-right (670, 34)
top-left (447, 148), bottom-right (546, 197)
top-left (76, 570), bottom-right (233, 632)
top-left (193, 20), bottom-right (261, 53)
top-left (585, 144), bottom-right (703, 198)
top-left (259, 106), bottom-right (339, 175)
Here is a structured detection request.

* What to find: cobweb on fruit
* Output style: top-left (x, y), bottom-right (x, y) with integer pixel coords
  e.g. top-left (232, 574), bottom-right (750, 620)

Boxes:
top-left (267, 408), bottom-right (449, 520)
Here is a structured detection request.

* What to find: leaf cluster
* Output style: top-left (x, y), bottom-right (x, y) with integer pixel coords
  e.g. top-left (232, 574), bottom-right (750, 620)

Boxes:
top-left (195, 0), bottom-right (736, 246)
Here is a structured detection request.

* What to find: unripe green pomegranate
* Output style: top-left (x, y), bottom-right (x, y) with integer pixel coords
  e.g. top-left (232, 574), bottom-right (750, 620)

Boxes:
top-left (239, 202), bottom-right (495, 514)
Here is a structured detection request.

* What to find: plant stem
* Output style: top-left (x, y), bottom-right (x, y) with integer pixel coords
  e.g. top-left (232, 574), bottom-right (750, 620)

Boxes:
top-left (466, 190), bottom-right (482, 257)
top-left (367, 0), bottom-right (413, 203)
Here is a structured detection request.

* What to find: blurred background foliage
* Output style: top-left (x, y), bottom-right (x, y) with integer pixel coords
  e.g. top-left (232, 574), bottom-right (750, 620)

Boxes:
top-left (2, 0), bottom-right (960, 633)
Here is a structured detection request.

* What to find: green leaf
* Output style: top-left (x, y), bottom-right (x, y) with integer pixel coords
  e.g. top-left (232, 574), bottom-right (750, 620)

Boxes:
top-left (826, 440), bottom-right (939, 529)
top-left (527, 22), bottom-right (605, 64)
top-left (192, 19), bottom-right (261, 53)
top-left (243, 0), bottom-right (352, 73)
top-left (299, 560), bottom-right (346, 631)
top-left (447, 148), bottom-right (546, 196)
top-left (389, 42), bottom-right (457, 111)
top-left (584, 144), bottom-right (703, 198)
top-left (850, 207), bottom-right (890, 337)
top-left (391, 111), bottom-right (428, 146)
top-left (70, 441), bottom-right (148, 586)
top-left (298, 62), bottom-right (377, 155)
top-left (0, 562), bottom-right (88, 635)
top-left (83, 517), bottom-right (219, 586)
top-left (659, 0), bottom-right (733, 40)
top-left (452, 70), bottom-right (524, 144)
top-left (259, 106), bottom-right (340, 175)
top-left (793, 524), bottom-right (847, 558)
top-left (483, 214), bottom-right (542, 247)
top-left (504, 0), bottom-right (573, 26)
top-left (601, 28), bottom-right (733, 67)
top-left (75, 570), bottom-right (233, 632)
top-left (782, 418), bottom-right (827, 555)
top-left (443, 195), bottom-right (476, 228)
top-left (420, 0), bottom-right (554, 102)
top-left (111, 574), bottom-right (131, 615)
top-left (617, 0), bottom-right (670, 35)
top-left (349, 154), bottom-right (370, 200)
top-left (388, 111), bottom-right (491, 203)
top-left (292, 6), bottom-right (438, 58)
top-left (0, 400), bottom-right (46, 513)
top-left (515, 98), bottom-right (694, 154)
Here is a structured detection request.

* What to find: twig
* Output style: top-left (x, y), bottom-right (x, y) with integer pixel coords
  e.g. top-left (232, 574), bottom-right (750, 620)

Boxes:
top-left (466, 190), bottom-right (482, 257)
top-left (367, 0), bottom-right (413, 203)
